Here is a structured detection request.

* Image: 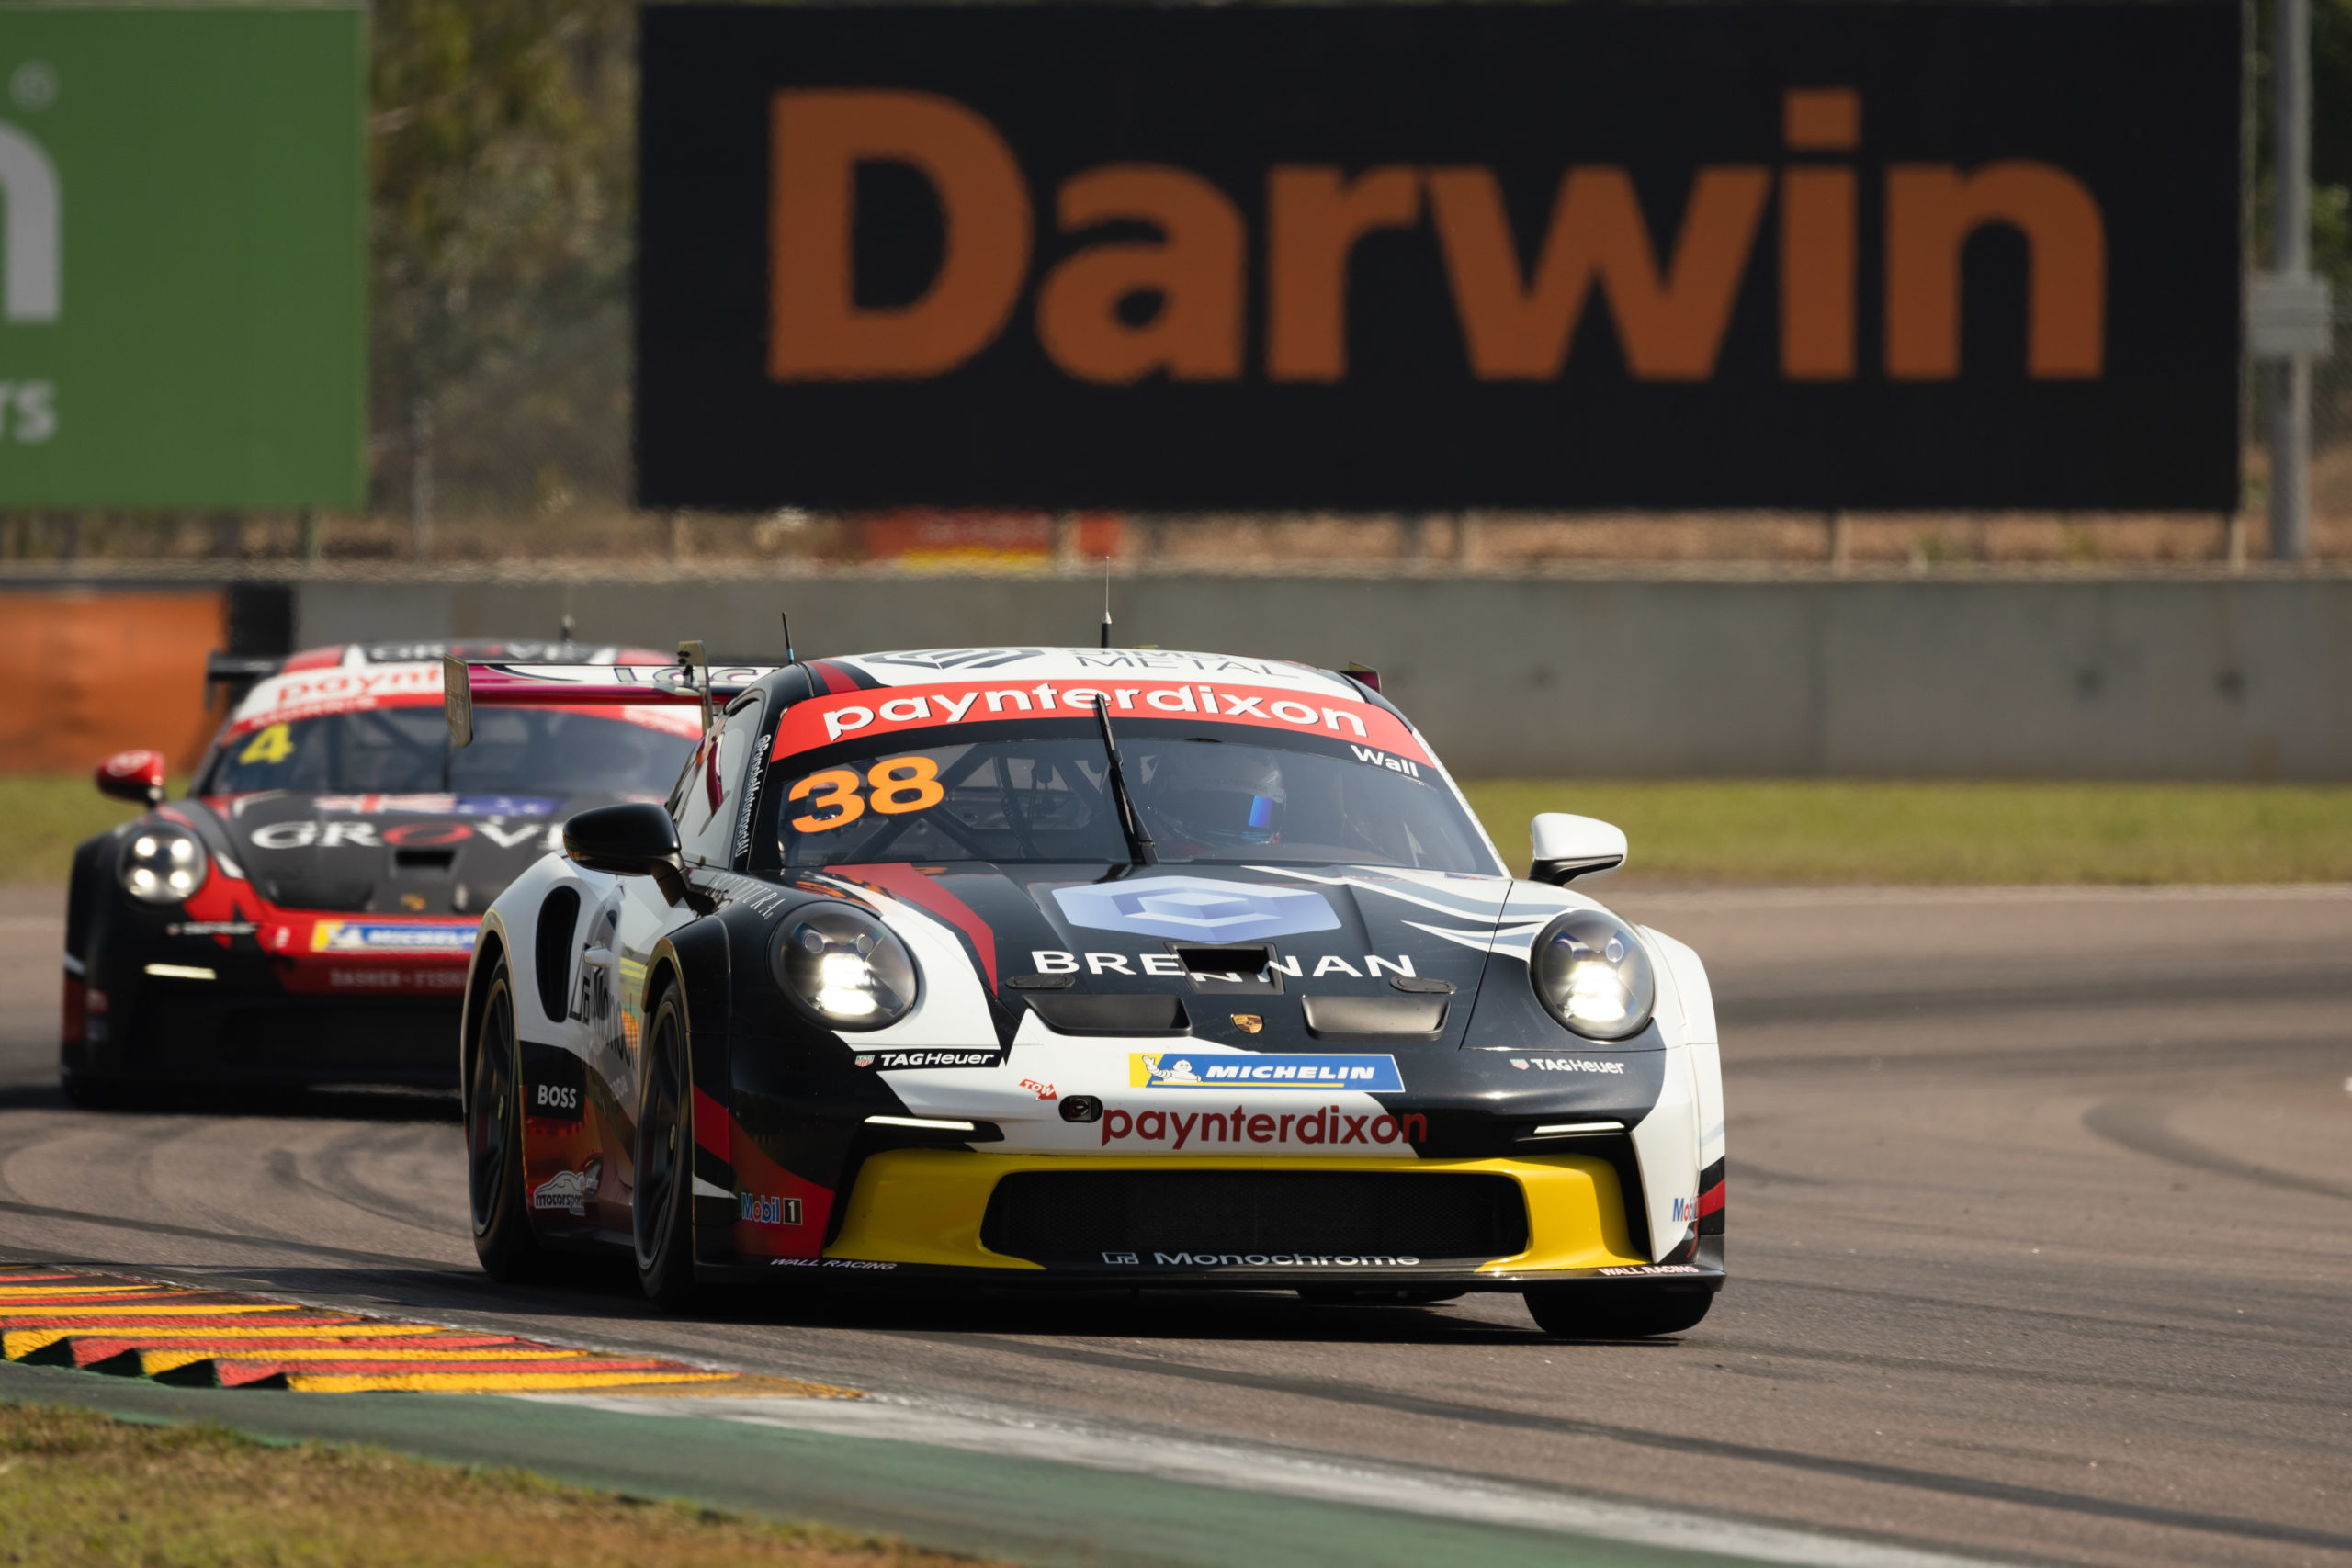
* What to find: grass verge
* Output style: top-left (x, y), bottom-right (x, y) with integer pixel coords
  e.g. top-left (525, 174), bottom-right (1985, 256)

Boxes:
top-left (0, 1400), bottom-right (998, 1568)
top-left (1462, 779), bottom-right (2352, 885)
top-left (0, 773), bottom-right (155, 885)
top-left (4, 772), bottom-right (2346, 887)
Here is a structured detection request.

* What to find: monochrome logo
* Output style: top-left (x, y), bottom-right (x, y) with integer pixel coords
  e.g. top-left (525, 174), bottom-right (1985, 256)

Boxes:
top-left (1054, 876), bottom-right (1340, 942)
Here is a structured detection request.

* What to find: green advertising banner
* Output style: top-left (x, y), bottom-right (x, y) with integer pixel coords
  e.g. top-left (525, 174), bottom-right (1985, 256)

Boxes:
top-left (0, 5), bottom-right (364, 508)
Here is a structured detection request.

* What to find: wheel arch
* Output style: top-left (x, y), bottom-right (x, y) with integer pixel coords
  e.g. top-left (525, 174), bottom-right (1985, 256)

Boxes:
top-left (459, 912), bottom-right (512, 1115)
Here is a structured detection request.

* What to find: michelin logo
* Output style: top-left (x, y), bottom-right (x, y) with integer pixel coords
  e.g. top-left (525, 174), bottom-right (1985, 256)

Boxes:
top-left (1130, 1052), bottom-right (1403, 1092)
top-left (311, 920), bottom-right (479, 954)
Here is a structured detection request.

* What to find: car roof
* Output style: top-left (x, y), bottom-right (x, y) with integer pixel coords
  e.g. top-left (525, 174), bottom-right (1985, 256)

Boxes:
top-left (804, 648), bottom-right (1364, 700)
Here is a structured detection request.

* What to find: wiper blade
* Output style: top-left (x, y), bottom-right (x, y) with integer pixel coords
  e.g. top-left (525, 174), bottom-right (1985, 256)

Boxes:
top-left (1092, 695), bottom-right (1156, 867)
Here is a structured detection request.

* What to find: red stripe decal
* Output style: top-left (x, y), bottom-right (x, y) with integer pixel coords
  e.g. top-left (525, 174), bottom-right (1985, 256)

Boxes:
top-left (831, 863), bottom-right (997, 989)
top-left (1697, 1181), bottom-right (1725, 1218)
top-left (693, 1088), bottom-right (730, 1162)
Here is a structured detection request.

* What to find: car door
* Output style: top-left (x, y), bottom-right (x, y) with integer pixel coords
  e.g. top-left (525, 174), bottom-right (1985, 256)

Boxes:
top-left (600, 701), bottom-right (755, 1209)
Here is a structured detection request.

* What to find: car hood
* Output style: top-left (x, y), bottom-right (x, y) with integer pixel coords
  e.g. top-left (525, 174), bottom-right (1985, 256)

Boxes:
top-left (809, 860), bottom-right (1583, 1053)
top-left (186, 791), bottom-right (625, 918)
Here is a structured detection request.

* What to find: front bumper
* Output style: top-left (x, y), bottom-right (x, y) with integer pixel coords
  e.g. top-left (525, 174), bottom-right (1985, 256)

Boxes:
top-left (69, 919), bottom-right (467, 1090)
top-left (712, 1149), bottom-right (1709, 1292)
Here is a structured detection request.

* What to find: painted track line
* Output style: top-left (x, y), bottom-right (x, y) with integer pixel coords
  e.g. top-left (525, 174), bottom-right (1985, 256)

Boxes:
top-left (537, 1390), bottom-right (2018, 1568)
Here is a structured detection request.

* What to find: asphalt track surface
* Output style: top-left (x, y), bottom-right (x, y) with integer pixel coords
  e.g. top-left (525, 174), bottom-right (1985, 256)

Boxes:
top-left (1, 882), bottom-right (2346, 1568)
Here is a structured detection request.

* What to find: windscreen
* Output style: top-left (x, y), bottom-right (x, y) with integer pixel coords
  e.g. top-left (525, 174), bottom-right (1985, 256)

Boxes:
top-left (205, 705), bottom-right (697, 797)
top-left (767, 722), bottom-right (1491, 872)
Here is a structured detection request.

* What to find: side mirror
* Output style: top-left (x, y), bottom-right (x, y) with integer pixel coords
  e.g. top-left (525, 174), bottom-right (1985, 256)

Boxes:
top-left (1529, 812), bottom-right (1627, 886)
top-left (563, 802), bottom-right (691, 905)
top-left (96, 750), bottom-right (167, 807)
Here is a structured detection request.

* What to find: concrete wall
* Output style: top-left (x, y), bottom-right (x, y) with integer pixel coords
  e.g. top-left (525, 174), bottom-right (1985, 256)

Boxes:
top-left (289, 573), bottom-right (2352, 780)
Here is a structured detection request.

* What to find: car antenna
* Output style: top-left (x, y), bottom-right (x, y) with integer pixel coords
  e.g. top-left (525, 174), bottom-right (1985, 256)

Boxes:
top-left (1092, 695), bottom-right (1155, 867)
top-left (677, 639), bottom-right (713, 731)
top-left (779, 609), bottom-right (797, 666)
top-left (1100, 558), bottom-right (1113, 649)
top-left (560, 611), bottom-right (575, 645)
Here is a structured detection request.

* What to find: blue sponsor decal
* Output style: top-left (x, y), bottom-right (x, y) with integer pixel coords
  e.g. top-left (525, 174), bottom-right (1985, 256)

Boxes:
top-left (311, 920), bottom-right (480, 954)
top-left (1130, 1052), bottom-right (1403, 1092)
top-left (1054, 875), bottom-right (1340, 942)
top-left (453, 795), bottom-right (560, 818)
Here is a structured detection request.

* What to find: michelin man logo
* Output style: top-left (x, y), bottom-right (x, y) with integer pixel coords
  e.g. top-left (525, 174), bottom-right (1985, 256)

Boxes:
top-left (1053, 876), bottom-right (1341, 942)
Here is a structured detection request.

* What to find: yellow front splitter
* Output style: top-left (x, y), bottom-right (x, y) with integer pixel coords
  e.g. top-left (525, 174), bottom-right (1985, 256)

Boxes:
top-left (823, 1150), bottom-right (1649, 1274)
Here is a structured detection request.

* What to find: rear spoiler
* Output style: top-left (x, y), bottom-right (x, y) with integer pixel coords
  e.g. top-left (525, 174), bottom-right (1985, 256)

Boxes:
top-left (442, 649), bottom-right (784, 749)
top-left (205, 652), bottom-right (283, 706)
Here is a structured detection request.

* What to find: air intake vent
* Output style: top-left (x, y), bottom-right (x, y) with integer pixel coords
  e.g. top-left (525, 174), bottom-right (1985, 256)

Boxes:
top-left (1025, 993), bottom-right (1190, 1036)
top-left (1301, 995), bottom-right (1447, 1039)
top-left (981, 1170), bottom-right (1528, 1265)
top-left (534, 886), bottom-right (582, 1024)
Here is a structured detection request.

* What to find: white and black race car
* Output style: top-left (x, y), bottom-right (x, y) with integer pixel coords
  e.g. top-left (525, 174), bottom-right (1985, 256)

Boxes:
top-left (458, 648), bottom-right (1726, 1337)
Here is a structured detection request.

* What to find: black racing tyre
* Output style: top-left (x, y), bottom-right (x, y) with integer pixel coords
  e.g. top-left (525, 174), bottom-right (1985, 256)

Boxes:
top-left (1522, 1285), bottom-right (1714, 1339)
top-left (468, 965), bottom-right (545, 1281)
top-left (633, 984), bottom-right (697, 1309)
top-left (58, 1072), bottom-right (134, 1111)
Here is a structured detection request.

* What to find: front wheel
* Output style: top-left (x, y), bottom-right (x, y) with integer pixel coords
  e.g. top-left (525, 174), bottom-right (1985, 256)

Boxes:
top-left (468, 965), bottom-right (544, 1281)
top-left (1523, 1285), bottom-right (1713, 1339)
top-left (633, 984), bottom-right (697, 1309)
top-left (59, 1072), bottom-right (134, 1111)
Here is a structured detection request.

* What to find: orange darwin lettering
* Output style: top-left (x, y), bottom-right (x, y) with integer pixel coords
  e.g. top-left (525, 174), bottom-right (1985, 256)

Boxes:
top-left (1036, 166), bottom-right (1245, 383)
top-left (1267, 165), bottom-right (1422, 381)
top-left (1884, 162), bottom-right (2106, 379)
top-left (770, 90), bottom-right (1033, 380)
top-left (1779, 88), bottom-right (1859, 379)
top-left (1428, 165), bottom-right (1770, 380)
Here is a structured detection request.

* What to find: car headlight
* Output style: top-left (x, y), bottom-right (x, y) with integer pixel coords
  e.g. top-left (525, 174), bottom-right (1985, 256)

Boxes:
top-left (773, 905), bottom-right (918, 1031)
top-left (119, 824), bottom-right (208, 906)
top-left (1529, 910), bottom-right (1655, 1041)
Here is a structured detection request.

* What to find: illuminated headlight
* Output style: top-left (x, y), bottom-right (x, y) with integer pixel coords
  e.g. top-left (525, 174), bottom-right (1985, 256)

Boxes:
top-left (119, 825), bottom-right (208, 906)
top-left (1529, 910), bottom-right (1655, 1042)
top-left (773, 905), bottom-right (918, 1031)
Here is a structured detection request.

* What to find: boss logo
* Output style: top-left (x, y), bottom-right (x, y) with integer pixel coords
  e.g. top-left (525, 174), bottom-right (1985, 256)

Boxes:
top-left (522, 1048), bottom-right (588, 1124)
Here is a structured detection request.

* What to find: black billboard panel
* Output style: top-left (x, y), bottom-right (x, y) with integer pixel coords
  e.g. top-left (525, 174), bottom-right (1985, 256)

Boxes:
top-left (637, 4), bottom-right (2240, 511)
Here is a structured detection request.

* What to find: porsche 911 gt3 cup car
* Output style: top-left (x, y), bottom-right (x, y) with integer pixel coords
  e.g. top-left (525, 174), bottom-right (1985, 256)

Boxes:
top-left (61, 640), bottom-right (702, 1100)
top-left (459, 648), bottom-right (1726, 1337)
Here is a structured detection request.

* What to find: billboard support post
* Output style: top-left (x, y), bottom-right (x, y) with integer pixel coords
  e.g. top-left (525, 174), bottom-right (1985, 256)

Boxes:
top-left (2271, 0), bottom-right (2316, 560)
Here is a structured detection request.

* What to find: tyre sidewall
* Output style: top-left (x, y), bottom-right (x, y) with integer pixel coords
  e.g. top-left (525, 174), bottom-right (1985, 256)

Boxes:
top-left (633, 985), bottom-right (695, 1307)
top-left (1523, 1284), bottom-right (1713, 1339)
top-left (469, 967), bottom-right (541, 1280)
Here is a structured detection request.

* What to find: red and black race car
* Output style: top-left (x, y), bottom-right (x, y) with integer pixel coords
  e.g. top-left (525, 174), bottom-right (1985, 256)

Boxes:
top-left (60, 640), bottom-right (705, 1101)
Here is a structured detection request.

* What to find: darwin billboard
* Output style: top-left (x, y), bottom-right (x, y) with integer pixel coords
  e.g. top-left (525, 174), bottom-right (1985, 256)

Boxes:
top-left (0, 6), bottom-right (366, 509)
top-left (638, 4), bottom-right (2239, 512)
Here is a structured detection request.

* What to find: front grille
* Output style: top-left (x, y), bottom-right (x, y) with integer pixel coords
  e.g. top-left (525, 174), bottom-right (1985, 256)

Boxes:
top-left (981, 1170), bottom-right (1529, 1264)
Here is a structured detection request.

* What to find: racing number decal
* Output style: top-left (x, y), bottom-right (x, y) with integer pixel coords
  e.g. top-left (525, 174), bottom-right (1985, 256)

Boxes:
top-left (238, 723), bottom-right (295, 765)
top-left (787, 756), bottom-right (944, 832)
top-left (868, 756), bottom-right (944, 813)
top-left (788, 770), bottom-right (864, 832)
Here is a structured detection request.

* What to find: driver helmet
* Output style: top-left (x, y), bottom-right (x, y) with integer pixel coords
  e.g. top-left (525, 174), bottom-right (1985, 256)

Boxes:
top-left (1141, 743), bottom-right (1285, 847)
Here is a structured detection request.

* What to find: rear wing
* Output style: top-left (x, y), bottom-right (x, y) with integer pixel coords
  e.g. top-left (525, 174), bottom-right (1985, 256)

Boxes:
top-left (205, 652), bottom-right (283, 707)
top-left (441, 649), bottom-right (784, 748)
